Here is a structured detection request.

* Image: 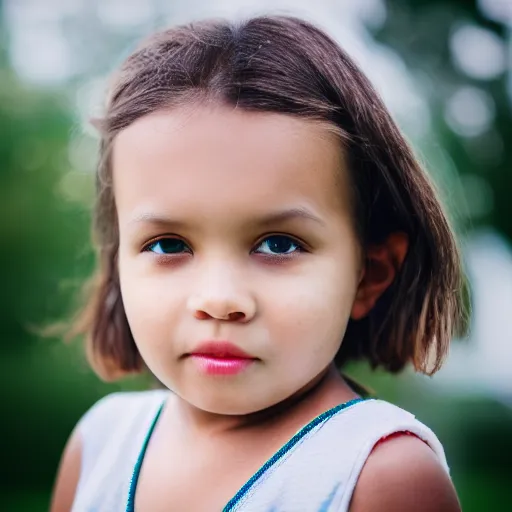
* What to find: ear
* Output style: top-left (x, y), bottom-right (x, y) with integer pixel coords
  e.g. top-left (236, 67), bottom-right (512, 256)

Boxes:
top-left (351, 232), bottom-right (409, 321)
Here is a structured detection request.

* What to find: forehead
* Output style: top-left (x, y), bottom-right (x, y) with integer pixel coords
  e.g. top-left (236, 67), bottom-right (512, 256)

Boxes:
top-left (112, 105), bottom-right (351, 223)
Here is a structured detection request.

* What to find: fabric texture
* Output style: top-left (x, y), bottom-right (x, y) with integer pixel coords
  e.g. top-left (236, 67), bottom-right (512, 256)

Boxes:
top-left (71, 390), bottom-right (449, 512)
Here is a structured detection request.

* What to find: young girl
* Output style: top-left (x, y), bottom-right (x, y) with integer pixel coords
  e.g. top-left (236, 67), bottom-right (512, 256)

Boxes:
top-left (51, 15), bottom-right (468, 512)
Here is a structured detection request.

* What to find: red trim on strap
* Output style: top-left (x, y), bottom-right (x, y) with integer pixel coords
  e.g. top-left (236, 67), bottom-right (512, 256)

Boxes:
top-left (375, 430), bottom-right (428, 447)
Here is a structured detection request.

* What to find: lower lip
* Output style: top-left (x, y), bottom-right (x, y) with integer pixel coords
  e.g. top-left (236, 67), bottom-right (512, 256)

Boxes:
top-left (189, 355), bottom-right (255, 375)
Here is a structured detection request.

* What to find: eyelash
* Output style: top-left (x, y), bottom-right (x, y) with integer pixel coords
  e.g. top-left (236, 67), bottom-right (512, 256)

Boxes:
top-left (141, 234), bottom-right (307, 259)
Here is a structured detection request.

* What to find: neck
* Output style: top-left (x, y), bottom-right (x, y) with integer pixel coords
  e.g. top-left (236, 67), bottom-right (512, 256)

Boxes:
top-left (170, 364), bottom-right (358, 437)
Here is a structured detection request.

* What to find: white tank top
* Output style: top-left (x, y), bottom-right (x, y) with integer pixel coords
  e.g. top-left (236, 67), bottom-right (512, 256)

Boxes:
top-left (71, 390), bottom-right (449, 511)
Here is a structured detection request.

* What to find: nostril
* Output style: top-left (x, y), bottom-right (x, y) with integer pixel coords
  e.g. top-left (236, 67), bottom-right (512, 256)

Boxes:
top-left (194, 310), bottom-right (211, 320)
top-left (228, 312), bottom-right (245, 321)
top-left (193, 310), bottom-right (246, 321)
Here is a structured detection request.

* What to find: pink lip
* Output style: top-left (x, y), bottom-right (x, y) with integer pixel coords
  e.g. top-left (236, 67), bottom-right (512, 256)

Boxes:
top-left (188, 341), bottom-right (256, 375)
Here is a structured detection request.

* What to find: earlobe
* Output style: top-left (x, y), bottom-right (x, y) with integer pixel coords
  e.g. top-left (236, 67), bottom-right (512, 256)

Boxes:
top-left (350, 232), bottom-right (409, 321)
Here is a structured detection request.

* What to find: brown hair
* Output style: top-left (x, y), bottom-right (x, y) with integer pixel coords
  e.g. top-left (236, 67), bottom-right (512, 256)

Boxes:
top-left (72, 15), bottom-right (469, 381)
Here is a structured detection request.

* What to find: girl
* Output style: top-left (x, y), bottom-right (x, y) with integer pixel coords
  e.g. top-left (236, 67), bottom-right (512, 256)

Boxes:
top-left (51, 15), bottom-right (468, 512)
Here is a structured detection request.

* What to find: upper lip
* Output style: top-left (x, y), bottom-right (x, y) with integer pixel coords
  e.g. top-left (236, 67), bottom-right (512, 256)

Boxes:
top-left (189, 341), bottom-right (255, 359)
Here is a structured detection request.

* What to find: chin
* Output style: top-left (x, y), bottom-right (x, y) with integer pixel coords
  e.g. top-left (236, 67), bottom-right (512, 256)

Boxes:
top-left (182, 387), bottom-right (284, 416)
top-left (193, 394), bottom-right (269, 416)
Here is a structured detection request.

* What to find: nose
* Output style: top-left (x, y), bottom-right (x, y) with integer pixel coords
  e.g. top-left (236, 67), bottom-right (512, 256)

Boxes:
top-left (188, 295), bottom-right (255, 322)
top-left (187, 267), bottom-right (256, 322)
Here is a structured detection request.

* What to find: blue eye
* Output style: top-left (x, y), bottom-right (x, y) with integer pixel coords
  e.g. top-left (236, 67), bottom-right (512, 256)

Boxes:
top-left (254, 235), bottom-right (302, 255)
top-left (145, 238), bottom-right (189, 255)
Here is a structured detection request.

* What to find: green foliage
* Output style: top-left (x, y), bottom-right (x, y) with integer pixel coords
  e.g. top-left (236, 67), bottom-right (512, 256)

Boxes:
top-left (378, 0), bottom-right (512, 240)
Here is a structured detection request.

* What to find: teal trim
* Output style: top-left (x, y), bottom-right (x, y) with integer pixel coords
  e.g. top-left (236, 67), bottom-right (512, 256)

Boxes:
top-left (126, 396), bottom-right (369, 511)
top-left (126, 400), bottom-right (165, 512)
top-left (223, 397), bottom-right (368, 511)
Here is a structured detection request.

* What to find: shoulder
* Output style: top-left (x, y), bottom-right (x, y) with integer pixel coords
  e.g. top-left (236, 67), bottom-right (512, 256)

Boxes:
top-left (338, 398), bottom-right (451, 473)
top-left (77, 388), bottom-right (168, 441)
top-left (50, 426), bottom-right (82, 512)
top-left (50, 389), bottom-right (168, 512)
top-left (79, 389), bottom-right (167, 425)
top-left (76, 389), bottom-right (168, 470)
top-left (349, 434), bottom-right (461, 512)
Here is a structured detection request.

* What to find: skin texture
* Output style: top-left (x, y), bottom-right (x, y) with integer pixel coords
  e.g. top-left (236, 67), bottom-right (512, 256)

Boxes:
top-left (350, 435), bottom-right (461, 511)
top-left (51, 104), bottom-right (459, 511)
top-left (50, 429), bottom-right (81, 512)
top-left (114, 104), bottom-right (391, 418)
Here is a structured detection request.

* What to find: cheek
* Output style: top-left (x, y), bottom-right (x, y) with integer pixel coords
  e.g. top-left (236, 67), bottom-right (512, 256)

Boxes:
top-left (267, 257), bottom-right (357, 360)
top-left (118, 262), bottom-right (183, 353)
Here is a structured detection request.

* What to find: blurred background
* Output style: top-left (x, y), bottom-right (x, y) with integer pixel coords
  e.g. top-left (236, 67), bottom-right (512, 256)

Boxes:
top-left (0, 0), bottom-right (510, 510)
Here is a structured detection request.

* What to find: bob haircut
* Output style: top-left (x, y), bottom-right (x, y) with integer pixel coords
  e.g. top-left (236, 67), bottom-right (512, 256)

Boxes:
top-left (71, 15), bottom-right (469, 381)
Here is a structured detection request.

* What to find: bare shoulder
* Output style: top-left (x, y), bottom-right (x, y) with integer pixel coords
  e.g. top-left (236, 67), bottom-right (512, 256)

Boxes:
top-left (50, 427), bottom-right (82, 512)
top-left (349, 434), bottom-right (461, 512)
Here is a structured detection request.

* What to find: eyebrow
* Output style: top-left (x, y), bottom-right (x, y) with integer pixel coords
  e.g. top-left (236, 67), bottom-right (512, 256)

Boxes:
top-left (128, 206), bottom-right (326, 229)
top-left (254, 207), bottom-right (326, 227)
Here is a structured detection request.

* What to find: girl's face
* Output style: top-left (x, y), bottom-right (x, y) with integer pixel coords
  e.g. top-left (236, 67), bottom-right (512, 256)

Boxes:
top-left (114, 104), bottom-right (363, 414)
